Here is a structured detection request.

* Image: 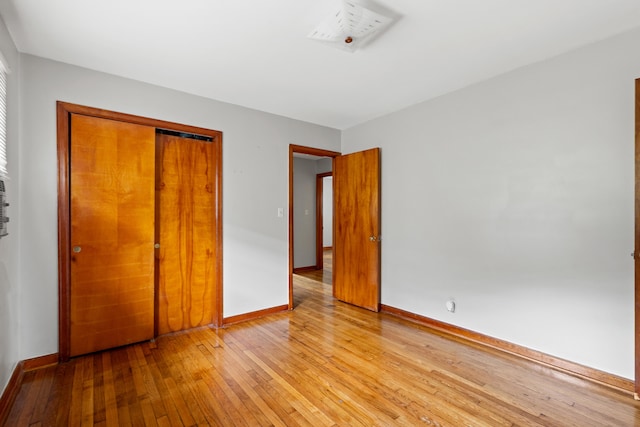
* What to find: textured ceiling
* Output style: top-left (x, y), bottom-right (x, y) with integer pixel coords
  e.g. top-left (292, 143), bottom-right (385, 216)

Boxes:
top-left (2, 0), bottom-right (640, 129)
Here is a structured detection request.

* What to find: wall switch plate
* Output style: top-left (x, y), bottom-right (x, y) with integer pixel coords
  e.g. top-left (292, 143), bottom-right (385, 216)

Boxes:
top-left (277, 208), bottom-right (284, 217)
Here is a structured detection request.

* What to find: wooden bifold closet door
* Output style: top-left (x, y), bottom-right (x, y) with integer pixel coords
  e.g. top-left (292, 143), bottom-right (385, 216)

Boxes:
top-left (59, 102), bottom-right (222, 359)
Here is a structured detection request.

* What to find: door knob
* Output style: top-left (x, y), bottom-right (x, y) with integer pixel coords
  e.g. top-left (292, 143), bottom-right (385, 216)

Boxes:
top-left (73, 246), bottom-right (81, 253)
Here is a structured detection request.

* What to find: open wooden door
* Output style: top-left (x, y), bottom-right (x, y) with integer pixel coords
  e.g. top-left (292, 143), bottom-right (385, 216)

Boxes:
top-left (333, 148), bottom-right (381, 312)
top-left (69, 114), bottom-right (156, 356)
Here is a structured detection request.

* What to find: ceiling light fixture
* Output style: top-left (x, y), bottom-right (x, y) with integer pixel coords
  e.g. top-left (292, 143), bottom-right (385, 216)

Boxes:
top-left (308, 1), bottom-right (393, 53)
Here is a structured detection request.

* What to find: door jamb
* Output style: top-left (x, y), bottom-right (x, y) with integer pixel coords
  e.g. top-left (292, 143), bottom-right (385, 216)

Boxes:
top-left (635, 79), bottom-right (640, 399)
top-left (289, 145), bottom-right (340, 309)
top-left (57, 101), bottom-right (223, 361)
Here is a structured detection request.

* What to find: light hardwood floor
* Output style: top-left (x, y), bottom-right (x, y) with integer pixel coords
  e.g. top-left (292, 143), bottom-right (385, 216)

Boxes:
top-left (5, 253), bottom-right (640, 426)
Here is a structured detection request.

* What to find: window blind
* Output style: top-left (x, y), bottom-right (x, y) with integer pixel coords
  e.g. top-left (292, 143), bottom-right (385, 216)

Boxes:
top-left (0, 65), bottom-right (7, 178)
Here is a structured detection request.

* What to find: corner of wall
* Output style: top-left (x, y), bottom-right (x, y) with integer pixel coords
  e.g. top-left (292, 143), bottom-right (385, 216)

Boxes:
top-left (0, 11), bottom-right (22, 398)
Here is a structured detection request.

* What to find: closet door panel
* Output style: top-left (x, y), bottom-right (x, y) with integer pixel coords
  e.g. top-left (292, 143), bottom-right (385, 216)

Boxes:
top-left (70, 114), bottom-right (156, 356)
top-left (157, 133), bottom-right (216, 334)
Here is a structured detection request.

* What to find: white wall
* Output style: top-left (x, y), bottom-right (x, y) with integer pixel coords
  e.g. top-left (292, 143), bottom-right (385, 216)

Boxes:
top-left (0, 15), bottom-right (20, 397)
top-left (293, 158), bottom-right (317, 268)
top-left (316, 158), bottom-right (332, 174)
top-left (17, 54), bottom-right (340, 359)
top-left (323, 176), bottom-right (333, 247)
top-left (342, 28), bottom-right (640, 379)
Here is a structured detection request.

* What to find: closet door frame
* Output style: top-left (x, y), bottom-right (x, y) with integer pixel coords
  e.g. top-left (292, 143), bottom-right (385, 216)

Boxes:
top-left (57, 101), bottom-right (223, 361)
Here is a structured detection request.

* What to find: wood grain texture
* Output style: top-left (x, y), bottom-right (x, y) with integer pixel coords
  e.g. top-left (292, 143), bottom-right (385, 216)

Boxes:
top-left (6, 274), bottom-right (640, 426)
top-left (636, 78), bottom-right (640, 396)
top-left (70, 114), bottom-right (156, 357)
top-left (157, 133), bottom-right (218, 334)
top-left (223, 305), bottom-right (289, 326)
top-left (22, 354), bottom-right (59, 372)
top-left (57, 102), bottom-right (72, 361)
top-left (289, 144), bottom-right (341, 159)
top-left (333, 148), bottom-right (381, 312)
top-left (292, 266), bottom-right (318, 274)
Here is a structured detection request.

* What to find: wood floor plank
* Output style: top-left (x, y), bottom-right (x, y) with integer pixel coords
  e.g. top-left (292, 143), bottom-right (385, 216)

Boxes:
top-left (5, 258), bottom-right (640, 426)
top-left (68, 359), bottom-right (83, 426)
top-left (215, 336), bottom-right (289, 427)
top-left (169, 333), bottom-right (231, 426)
top-left (10, 370), bottom-right (42, 427)
top-left (146, 346), bottom-right (186, 426)
top-left (158, 336), bottom-right (206, 426)
top-left (80, 378), bottom-right (94, 426)
top-left (138, 398), bottom-right (159, 427)
top-left (196, 339), bottom-right (259, 427)
top-left (245, 330), bottom-right (369, 426)
top-left (100, 352), bottom-right (119, 426)
top-left (28, 364), bottom-right (56, 424)
top-left (243, 349), bottom-right (335, 426)
top-left (130, 345), bottom-right (168, 422)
